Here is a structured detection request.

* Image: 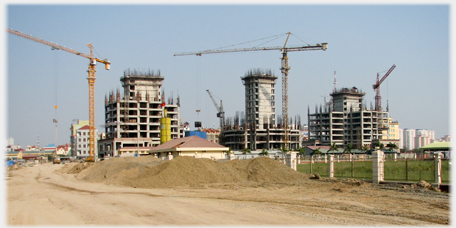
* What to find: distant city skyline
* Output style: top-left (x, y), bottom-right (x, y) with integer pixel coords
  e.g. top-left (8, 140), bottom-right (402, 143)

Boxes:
top-left (4, 4), bottom-right (451, 148)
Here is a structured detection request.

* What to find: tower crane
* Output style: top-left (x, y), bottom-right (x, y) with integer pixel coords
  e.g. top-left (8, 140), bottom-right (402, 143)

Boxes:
top-left (373, 64), bottom-right (396, 111)
top-left (7, 28), bottom-right (111, 162)
top-left (206, 90), bottom-right (225, 129)
top-left (175, 32), bottom-right (327, 150)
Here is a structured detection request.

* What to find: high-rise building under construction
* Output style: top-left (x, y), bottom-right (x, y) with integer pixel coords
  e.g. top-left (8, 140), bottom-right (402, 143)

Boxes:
top-left (98, 69), bottom-right (184, 157)
top-left (308, 86), bottom-right (394, 149)
top-left (221, 69), bottom-right (301, 151)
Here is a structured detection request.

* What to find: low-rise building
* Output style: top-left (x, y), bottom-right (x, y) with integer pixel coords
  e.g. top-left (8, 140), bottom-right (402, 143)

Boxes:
top-left (148, 136), bottom-right (229, 160)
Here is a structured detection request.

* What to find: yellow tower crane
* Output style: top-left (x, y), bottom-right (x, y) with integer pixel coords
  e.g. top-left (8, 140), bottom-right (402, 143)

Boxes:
top-left (175, 32), bottom-right (327, 150)
top-left (8, 28), bottom-right (111, 162)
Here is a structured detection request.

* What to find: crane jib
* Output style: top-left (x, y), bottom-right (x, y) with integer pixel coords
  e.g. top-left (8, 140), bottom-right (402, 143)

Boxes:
top-left (174, 44), bottom-right (327, 56)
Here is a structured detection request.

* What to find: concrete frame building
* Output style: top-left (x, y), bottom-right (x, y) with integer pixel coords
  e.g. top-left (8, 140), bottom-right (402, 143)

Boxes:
top-left (242, 69), bottom-right (277, 128)
top-left (308, 87), bottom-right (391, 149)
top-left (201, 128), bottom-right (220, 144)
top-left (98, 69), bottom-right (184, 157)
top-left (221, 69), bottom-right (300, 151)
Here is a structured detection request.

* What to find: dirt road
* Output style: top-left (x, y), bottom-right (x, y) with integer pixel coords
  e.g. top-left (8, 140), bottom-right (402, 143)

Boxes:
top-left (6, 162), bottom-right (450, 226)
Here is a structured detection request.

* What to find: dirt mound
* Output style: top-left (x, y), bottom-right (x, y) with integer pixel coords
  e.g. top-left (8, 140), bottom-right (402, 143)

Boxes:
top-left (77, 156), bottom-right (310, 189)
top-left (76, 156), bottom-right (163, 186)
top-left (57, 162), bottom-right (95, 174)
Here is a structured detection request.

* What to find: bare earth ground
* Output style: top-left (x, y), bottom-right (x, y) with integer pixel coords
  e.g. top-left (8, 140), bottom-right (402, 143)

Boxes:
top-left (6, 157), bottom-right (450, 226)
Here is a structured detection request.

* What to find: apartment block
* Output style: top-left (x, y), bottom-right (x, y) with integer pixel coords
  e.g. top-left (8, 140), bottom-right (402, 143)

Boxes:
top-left (69, 120), bottom-right (89, 157)
top-left (75, 125), bottom-right (98, 159)
top-left (403, 128), bottom-right (416, 150)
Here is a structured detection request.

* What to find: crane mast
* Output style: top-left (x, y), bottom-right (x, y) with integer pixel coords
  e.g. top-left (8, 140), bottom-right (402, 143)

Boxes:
top-left (175, 32), bottom-right (327, 150)
top-left (8, 28), bottom-right (110, 161)
top-left (373, 64), bottom-right (396, 111)
top-left (206, 90), bottom-right (225, 129)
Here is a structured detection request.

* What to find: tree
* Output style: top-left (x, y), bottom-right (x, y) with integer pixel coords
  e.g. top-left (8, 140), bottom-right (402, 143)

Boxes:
top-left (387, 142), bottom-right (399, 152)
top-left (328, 142), bottom-right (339, 153)
top-left (374, 141), bottom-right (385, 150)
top-left (343, 144), bottom-right (354, 155)
top-left (297, 147), bottom-right (306, 159)
top-left (280, 146), bottom-right (289, 153)
top-left (258, 148), bottom-right (269, 156)
top-left (312, 147), bottom-right (322, 155)
top-left (361, 145), bottom-right (370, 153)
top-left (241, 148), bottom-right (251, 155)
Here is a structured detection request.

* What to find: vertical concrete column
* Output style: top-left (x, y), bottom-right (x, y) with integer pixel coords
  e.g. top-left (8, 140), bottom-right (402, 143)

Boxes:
top-left (373, 150), bottom-right (384, 184)
top-left (349, 154), bottom-right (352, 162)
top-left (337, 155), bottom-right (340, 163)
top-left (328, 155), bottom-right (334, 178)
top-left (311, 155), bottom-right (314, 164)
top-left (434, 152), bottom-right (442, 185)
top-left (324, 154), bottom-right (328, 163)
top-left (394, 153), bottom-right (397, 161)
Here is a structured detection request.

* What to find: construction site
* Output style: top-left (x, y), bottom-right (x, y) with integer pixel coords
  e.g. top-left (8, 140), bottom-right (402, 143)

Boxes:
top-left (6, 28), bottom-right (450, 226)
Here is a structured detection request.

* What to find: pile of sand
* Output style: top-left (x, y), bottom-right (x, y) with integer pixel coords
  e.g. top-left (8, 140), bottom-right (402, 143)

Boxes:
top-left (75, 156), bottom-right (311, 189)
top-left (62, 162), bottom-right (95, 174)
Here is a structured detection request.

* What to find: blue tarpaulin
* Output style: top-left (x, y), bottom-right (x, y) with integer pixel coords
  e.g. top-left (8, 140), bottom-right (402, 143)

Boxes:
top-left (6, 160), bottom-right (15, 167)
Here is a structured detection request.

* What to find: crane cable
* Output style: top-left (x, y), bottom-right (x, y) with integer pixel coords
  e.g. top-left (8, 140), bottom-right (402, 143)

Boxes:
top-left (213, 33), bottom-right (288, 50)
top-left (53, 50), bottom-right (59, 143)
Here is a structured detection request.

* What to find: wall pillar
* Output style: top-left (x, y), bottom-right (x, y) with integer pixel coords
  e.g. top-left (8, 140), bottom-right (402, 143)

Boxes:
top-left (373, 150), bottom-right (384, 184)
top-left (328, 154), bottom-right (334, 178)
top-left (286, 152), bottom-right (298, 171)
top-left (434, 152), bottom-right (442, 185)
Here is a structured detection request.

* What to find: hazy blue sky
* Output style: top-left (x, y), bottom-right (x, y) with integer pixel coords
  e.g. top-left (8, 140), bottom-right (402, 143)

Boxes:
top-left (4, 3), bottom-right (451, 148)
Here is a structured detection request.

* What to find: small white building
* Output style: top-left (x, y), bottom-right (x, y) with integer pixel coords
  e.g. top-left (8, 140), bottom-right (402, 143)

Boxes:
top-left (75, 125), bottom-right (98, 159)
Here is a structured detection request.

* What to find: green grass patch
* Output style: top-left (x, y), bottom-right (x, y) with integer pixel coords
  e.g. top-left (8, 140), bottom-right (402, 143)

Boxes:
top-left (297, 160), bottom-right (450, 183)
